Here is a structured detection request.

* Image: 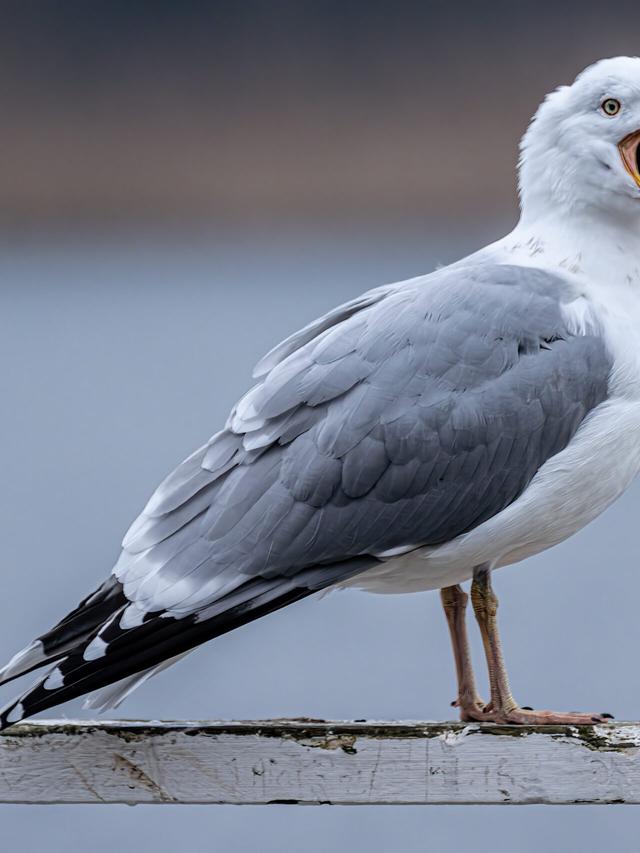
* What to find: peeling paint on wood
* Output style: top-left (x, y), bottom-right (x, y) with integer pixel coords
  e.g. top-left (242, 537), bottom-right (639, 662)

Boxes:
top-left (2, 719), bottom-right (640, 805)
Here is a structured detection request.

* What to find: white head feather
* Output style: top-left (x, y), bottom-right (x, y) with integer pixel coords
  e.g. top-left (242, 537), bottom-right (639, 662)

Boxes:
top-left (519, 57), bottom-right (640, 224)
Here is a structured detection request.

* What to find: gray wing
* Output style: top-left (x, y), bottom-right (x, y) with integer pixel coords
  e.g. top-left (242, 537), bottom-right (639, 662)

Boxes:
top-left (0, 261), bottom-right (612, 728)
top-left (117, 261), bottom-right (611, 620)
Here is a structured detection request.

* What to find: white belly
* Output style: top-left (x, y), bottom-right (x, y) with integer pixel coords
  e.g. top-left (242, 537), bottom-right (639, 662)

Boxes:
top-left (341, 396), bottom-right (640, 594)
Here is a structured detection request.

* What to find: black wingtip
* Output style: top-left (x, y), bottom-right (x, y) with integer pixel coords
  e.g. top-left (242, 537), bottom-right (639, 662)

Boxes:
top-left (38, 575), bottom-right (127, 656)
top-left (0, 558), bottom-right (373, 729)
top-left (0, 580), bottom-right (312, 727)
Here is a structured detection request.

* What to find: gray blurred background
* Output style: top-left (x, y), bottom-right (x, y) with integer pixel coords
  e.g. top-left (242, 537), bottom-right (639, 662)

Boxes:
top-left (1, 1), bottom-right (640, 850)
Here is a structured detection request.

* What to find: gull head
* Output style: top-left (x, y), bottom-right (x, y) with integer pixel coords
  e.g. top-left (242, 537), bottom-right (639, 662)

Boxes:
top-left (519, 56), bottom-right (640, 224)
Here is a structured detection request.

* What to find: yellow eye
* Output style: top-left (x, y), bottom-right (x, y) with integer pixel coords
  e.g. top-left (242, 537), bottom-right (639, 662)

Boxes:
top-left (602, 98), bottom-right (621, 116)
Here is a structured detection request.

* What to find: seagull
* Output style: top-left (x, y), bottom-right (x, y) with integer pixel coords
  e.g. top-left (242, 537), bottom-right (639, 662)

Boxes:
top-left (2, 56), bottom-right (640, 729)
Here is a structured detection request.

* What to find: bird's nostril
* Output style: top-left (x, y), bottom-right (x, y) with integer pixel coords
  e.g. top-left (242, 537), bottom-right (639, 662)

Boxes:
top-left (635, 141), bottom-right (640, 175)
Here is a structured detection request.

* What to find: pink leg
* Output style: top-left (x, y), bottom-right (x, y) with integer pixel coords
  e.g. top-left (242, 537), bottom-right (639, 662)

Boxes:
top-left (467, 566), bottom-right (612, 725)
top-left (440, 584), bottom-right (486, 721)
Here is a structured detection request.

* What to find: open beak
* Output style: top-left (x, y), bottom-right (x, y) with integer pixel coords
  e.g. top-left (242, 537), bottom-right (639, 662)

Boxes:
top-left (618, 130), bottom-right (640, 187)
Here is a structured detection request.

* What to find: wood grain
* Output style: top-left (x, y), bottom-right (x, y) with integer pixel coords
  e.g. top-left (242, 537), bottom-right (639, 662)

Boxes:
top-left (2, 719), bottom-right (640, 805)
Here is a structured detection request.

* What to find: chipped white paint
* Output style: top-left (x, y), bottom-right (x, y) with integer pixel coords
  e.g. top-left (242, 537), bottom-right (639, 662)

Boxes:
top-left (593, 723), bottom-right (640, 748)
top-left (2, 720), bottom-right (640, 805)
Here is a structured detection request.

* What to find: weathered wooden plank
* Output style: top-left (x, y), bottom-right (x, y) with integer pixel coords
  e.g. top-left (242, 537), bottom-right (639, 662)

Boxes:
top-left (1, 719), bottom-right (640, 805)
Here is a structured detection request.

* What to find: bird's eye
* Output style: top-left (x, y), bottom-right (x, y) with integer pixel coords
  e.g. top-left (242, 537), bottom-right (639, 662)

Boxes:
top-left (602, 98), bottom-right (621, 116)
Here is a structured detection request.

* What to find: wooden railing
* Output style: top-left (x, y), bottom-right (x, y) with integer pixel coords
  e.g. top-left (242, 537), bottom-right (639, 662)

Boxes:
top-left (1, 719), bottom-right (638, 805)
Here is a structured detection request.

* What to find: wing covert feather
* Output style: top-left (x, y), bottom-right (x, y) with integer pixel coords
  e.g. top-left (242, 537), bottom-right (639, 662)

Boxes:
top-left (117, 263), bottom-right (611, 618)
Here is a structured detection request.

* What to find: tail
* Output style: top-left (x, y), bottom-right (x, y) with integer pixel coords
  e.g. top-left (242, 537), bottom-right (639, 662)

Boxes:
top-left (0, 557), bottom-right (374, 730)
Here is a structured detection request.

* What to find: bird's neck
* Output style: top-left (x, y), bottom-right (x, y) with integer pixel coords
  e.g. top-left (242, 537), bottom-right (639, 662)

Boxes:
top-left (496, 210), bottom-right (640, 289)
